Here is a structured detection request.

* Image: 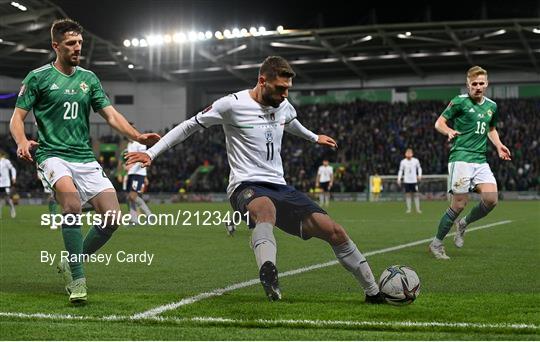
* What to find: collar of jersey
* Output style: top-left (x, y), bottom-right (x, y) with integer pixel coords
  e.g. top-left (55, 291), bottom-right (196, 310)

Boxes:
top-left (469, 94), bottom-right (486, 106)
top-left (51, 62), bottom-right (78, 77)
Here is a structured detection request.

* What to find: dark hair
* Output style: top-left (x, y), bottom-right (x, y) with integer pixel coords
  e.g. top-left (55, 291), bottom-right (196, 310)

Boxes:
top-left (259, 56), bottom-right (295, 80)
top-left (51, 18), bottom-right (83, 43)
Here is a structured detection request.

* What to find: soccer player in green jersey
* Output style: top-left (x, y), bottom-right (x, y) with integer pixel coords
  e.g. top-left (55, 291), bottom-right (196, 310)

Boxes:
top-left (429, 66), bottom-right (511, 259)
top-left (10, 19), bottom-right (160, 303)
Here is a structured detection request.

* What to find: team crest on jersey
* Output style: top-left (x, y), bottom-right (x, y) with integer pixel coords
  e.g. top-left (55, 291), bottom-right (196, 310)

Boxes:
top-left (264, 128), bottom-right (274, 143)
top-left (18, 84), bottom-right (26, 97)
top-left (79, 81), bottom-right (89, 93)
top-left (487, 109), bottom-right (493, 117)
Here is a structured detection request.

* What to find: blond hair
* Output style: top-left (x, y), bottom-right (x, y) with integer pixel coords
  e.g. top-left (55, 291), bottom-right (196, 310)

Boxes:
top-left (467, 66), bottom-right (487, 80)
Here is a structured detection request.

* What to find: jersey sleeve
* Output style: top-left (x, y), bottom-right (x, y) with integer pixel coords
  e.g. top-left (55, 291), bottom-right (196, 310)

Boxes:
top-left (194, 95), bottom-right (231, 128)
top-left (283, 102), bottom-right (297, 123)
top-left (489, 104), bottom-right (498, 128)
top-left (441, 96), bottom-right (462, 121)
top-left (137, 142), bottom-right (147, 152)
top-left (90, 73), bottom-right (112, 112)
top-left (146, 97), bottom-right (230, 159)
top-left (416, 159), bottom-right (422, 177)
top-left (15, 73), bottom-right (39, 111)
top-left (284, 103), bottom-right (318, 142)
top-left (7, 160), bottom-right (16, 180)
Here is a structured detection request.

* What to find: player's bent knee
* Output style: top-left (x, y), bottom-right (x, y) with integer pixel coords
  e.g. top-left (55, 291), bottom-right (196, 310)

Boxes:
top-left (325, 222), bottom-right (348, 245)
top-left (484, 197), bottom-right (498, 209)
top-left (247, 197), bottom-right (276, 224)
top-left (452, 198), bottom-right (468, 212)
top-left (62, 203), bottom-right (82, 215)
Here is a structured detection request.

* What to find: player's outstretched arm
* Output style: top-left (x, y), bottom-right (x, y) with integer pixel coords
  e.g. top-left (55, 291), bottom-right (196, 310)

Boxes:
top-left (435, 115), bottom-right (460, 141)
top-left (98, 106), bottom-right (161, 147)
top-left (10, 107), bottom-right (38, 162)
top-left (128, 116), bottom-right (207, 167)
top-left (488, 127), bottom-right (511, 161)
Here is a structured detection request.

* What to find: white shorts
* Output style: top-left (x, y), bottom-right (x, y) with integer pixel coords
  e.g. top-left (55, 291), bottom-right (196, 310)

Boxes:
top-left (37, 157), bottom-right (114, 204)
top-left (448, 161), bottom-right (496, 194)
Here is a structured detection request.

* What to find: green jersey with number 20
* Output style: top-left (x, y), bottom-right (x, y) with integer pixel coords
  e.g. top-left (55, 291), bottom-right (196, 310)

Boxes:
top-left (16, 63), bottom-right (111, 164)
top-left (441, 94), bottom-right (498, 163)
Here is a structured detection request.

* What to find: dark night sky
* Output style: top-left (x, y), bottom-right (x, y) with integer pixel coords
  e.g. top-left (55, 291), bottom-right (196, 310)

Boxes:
top-left (51, 0), bottom-right (539, 44)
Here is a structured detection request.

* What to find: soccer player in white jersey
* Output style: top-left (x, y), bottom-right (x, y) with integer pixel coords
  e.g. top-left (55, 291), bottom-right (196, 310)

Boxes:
top-left (0, 152), bottom-right (17, 218)
top-left (125, 133), bottom-right (152, 224)
top-left (397, 148), bottom-right (422, 213)
top-left (316, 159), bottom-right (333, 207)
top-left (127, 56), bottom-right (386, 304)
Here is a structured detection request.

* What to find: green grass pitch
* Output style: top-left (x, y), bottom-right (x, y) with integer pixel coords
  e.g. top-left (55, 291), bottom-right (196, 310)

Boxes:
top-left (1, 200), bottom-right (539, 340)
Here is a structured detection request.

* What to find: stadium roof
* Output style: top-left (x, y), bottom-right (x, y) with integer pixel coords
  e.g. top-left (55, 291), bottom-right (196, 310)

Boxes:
top-left (0, 0), bottom-right (539, 86)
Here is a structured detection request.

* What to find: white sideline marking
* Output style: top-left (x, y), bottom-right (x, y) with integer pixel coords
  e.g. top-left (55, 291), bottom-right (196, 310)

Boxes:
top-left (133, 220), bottom-right (512, 319)
top-left (0, 311), bottom-right (536, 331)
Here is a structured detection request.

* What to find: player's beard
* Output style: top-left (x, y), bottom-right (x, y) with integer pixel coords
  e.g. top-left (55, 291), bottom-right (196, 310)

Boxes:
top-left (261, 88), bottom-right (281, 108)
top-left (65, 54), bottom-right (80, 66)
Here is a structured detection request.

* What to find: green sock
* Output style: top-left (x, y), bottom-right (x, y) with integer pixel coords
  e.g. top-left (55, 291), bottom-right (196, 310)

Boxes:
top-left (83, 225), bottom-right (113, 255)
top-left (436, 208), bottom-right (459, 241)
top-left (61, 219), bottom-right (85, 280)
top-left (464, 201), bottom-right (493, 225)
top-left (48, 199), bottom-right (57, 215)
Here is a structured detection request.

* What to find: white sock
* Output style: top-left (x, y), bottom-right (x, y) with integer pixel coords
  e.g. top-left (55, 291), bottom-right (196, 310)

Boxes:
top-left (251, 222), bottom-right (277, 269)
top-left (135, 196), bottom-right (152, 215)
top-left (7, 198), bottom-right (14, 210)
top-left (414, 195), bottom-right (421, 211)
top-left (332, 239), bottom-right (379, 296)
top-left (406, 196), bottom-right (412, 211)
top-left (129, 201), bottom-right (138, 221)
top-left (319, 194), bottom-right (324, 205)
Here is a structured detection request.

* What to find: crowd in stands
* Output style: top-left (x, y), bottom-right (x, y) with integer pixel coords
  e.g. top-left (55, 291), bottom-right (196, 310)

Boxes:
top-left (1, 98), bottom-right (538, 194)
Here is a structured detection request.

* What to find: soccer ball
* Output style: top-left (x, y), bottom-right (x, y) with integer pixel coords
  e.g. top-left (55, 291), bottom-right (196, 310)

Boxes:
top-left (379, 265), bottom-right (421, 305)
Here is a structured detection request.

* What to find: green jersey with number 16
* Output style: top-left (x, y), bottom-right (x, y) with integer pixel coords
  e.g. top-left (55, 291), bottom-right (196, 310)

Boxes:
top-left (16, 63), bottom-right (111, 164)
top-left (441, 94), bottom-right (498, 163)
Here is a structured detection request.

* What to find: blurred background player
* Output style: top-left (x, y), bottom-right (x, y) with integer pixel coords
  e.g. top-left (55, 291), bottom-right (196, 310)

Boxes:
top-left (125, 127), bottom-right (152, 224)
top-left (316, 159), bottom-right (333, 207)
top-left (371, 172), bottom-right (382, 202)
top-left (0, 151), bottom-right (17, 218)
top-left (37, 166), bottom-right (58, 229)
top-left (397, 148), bottom-right (423, 213)
top-left (429, 66), bottom-right (511, 259)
